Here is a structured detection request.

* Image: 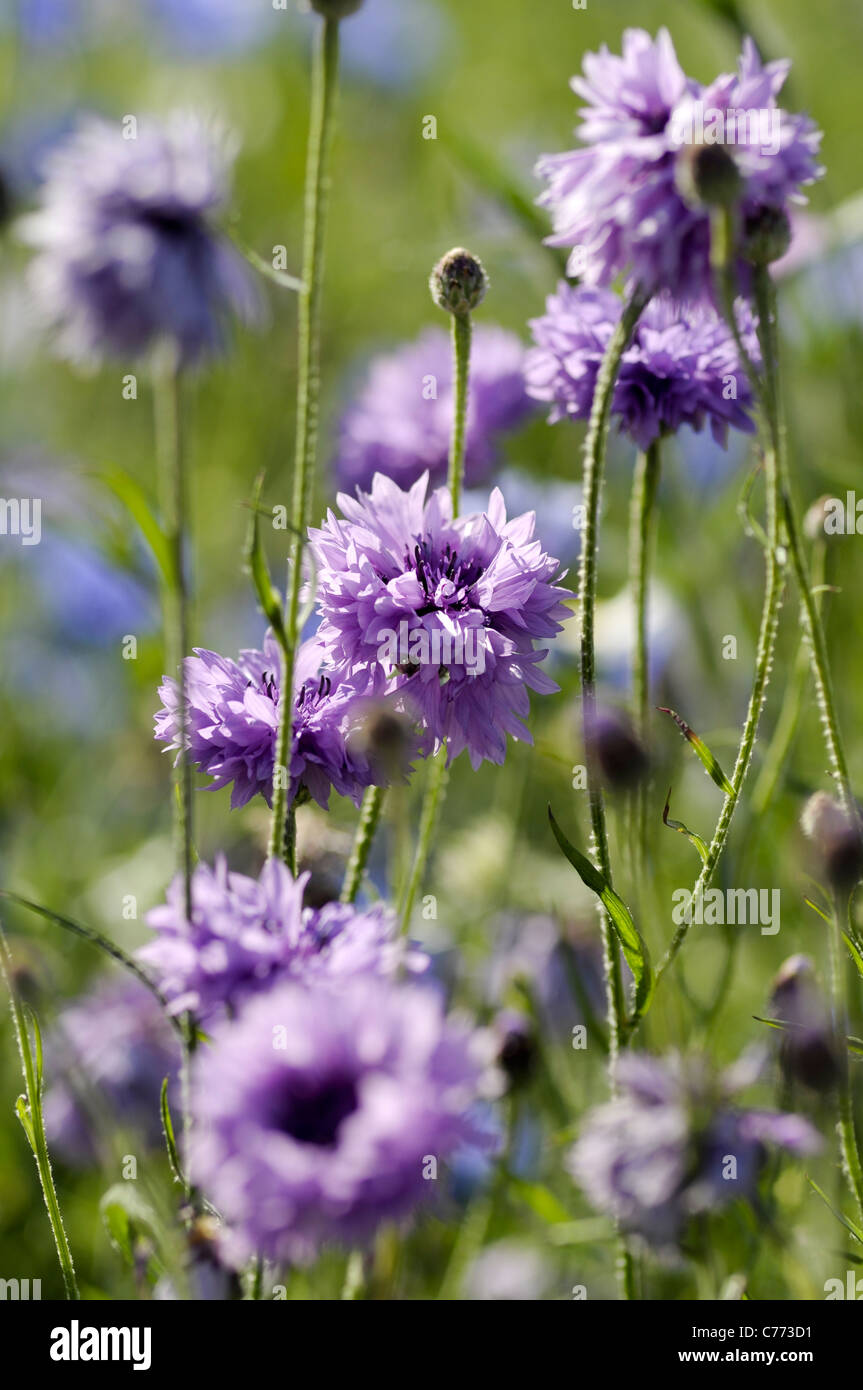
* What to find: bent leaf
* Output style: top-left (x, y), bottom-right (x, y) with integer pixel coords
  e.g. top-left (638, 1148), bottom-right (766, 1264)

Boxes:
top-left (662, 788), bottom-right (710, 864)
top-left (658, 707), bottom-right (735, 796)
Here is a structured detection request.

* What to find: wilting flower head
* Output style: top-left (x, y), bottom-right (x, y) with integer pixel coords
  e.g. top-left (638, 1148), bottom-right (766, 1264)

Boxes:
top-left (526, 284), bottom-right (758, 450)
top-left (335, 326), bottom-right (532, 494)
top-left (139, 856), bottom-right (424, 1021)
top-left (20, 111), bottom-right (258, 363)
top-left (309, 473), bottom-right (573, 769)
top-left (569, 1051), bottom-right (820, 1246)
top-left (155, 633), bottom-right (385, 811)
top-left (537, 29), bottom-right (823, 301)
top-left (44, 977), bottom-right (180, 1161)
top-left (190, 977), bottom-right (497, 1264)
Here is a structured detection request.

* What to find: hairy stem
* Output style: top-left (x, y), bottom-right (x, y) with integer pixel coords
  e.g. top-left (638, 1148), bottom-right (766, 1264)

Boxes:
top-left (828, 896), bottom-right (863, 1222)
top-left (269, 14), bottom-right (341, 866)
top-left (341, 786), bottom-right (385, 905)
top-left (448, 314), bottom-right (472, 517)
top-left (629, 439), bottom-right (662, 880)
top-left (399, 750), bottom-right (448, 936)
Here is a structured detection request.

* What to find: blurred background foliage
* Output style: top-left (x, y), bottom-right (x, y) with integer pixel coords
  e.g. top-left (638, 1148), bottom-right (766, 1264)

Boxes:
top-left (1, 0), bottom-right (863, 1299)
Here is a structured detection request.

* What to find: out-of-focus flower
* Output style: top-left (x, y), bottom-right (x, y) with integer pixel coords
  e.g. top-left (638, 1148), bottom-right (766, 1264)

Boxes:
top-left (20, 112), bottom-right (259, 364)
top-left (585, 706), bottom-right (650, 792)
top-left (569, 1051), bottom-right (821, 1246)
top-left (190, 978), bottom-right (498, 1264)
top-left (310, 473), bottom-right (573, 770)
top-left (537, 29), bottom-right (823, 302)
top-left (464, 1239), bottom-right (553, 1301)
top-left (138, 855), bottom-right (423, 1021)
top-left (335, 326), bottom-right (533, 494)
top-left (526, 284), bottom-right (758, 450)
top-left (769, 955), bottom-right (840, 1093)
top-left (155, 633), bottom-right (385, 811)
top-left (43, 978), bottom-right (180, 1162)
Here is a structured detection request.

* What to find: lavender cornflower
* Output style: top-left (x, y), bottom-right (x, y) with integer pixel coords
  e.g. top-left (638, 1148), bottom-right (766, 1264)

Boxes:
top-left (569, 1051), bottom-right (820, 1246)
top-left (309, 473), bottom-right (573, 769)
top-left (138, 855), bottom-right (424, 1021)
top-left (537, 29), bottom-right (823, 301)
top-left (526, 284), bottom-right (758, 450)
top-left (155, 634), bottom-right (383, 811)
top-left (189, 977), bottom-right (497, 1264)
top-left (335, 326), bottom-right (532, 494)
top-left (43, 977), bottom-right (180, 1162)
top-left (20, 112), bottom-right (258, 364)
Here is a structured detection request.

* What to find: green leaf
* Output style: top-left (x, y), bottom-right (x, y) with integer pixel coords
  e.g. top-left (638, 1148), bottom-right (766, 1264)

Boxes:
top-left (805, 895), bottom-right (832, 925)
top-left (15, 1095), bottom-right (35, 1151)
top-left (808, 1177), bottom-right (863, 1246)
top-left (235, 239), bottom-right (304, 292)
top-left (843, 932), bottom-right (863, 982)
top-left (244, 473), bottom-right (288, 647)
top-left (99, 1184), bottom-right (162, 1270)
top-left (661, 788), bottom-right (710, 863)
top-left (0, 890), bottom-right (184, 1040)
top-left (507, 1177), bottom-right (572, 1225)
top-left (658, 707), bottom-right (735, 796)
top-left (25, 1006), bottom-right (44, 1094)
top-left (548, 806), bottom-right (653, 1020)
top-left (101, 467), bottom-right (173, 589)
top-left (160, 1078), bottom-right (184, 1188)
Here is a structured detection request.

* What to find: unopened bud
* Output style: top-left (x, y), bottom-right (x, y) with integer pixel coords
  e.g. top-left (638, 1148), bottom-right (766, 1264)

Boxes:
top-left (801, 791), bottom-right (863, 893)
top-left (430, 247), bottom-right (488, 316)
top-left (305, 0), bottom-right (365, 18)
top-left (675, 143), bottom-right (742, 210)
top-left (494, 1011), bottom-right (538, 1089)
top-left (347, 700), bottom-right (417, 782)
top-left (769, 955), bottom-right (840, 1093)
top-left (585, 708), bottom-right (649, 792)
top-left (740, 205), bottom-right (792, 265)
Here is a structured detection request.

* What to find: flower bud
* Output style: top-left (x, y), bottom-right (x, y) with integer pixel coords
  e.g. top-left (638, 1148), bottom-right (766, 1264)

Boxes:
top-left (305, 0), bottom-right (365, 18)
top-left (740, 206), bottom-right (792, 265)
top-left (347, 700), bottom-right (418, 782)
top-left (585, 707), bottom-right (649, 792)
top-left (494, 1010), bottom-right (538, 1089)
top-left (430, 247), bottom-right (488, 316)
top-left (801, 791), bottom-right (863, 893)
top-left (769, 955), bottom-right (840, 1093)
top-left (675, 143), bottom-right (742, 210)
top-left (803, 495), bottom-right (836, 541)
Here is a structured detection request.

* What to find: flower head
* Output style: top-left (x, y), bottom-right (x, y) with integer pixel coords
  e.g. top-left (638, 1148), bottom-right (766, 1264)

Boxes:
top-left (569, 1051), bottom-right (820, 1245)
top-left (155, 633), bottom-right (384, 811)
top-left (309, 473), bottom-right (573, 769)
top-left (190, 977), bottom-right (497, 1264)
top-left (138, 856), bottom-right (424, 1021)
top-left (537, 29), bottom-right (823, 301)
top-left (20, 111), bottom-right (258, 363)
top-left (44, 977), bottom-right (181, 1161)
top-left (526, 283), bottom-right (758, 449)
top-left (335, 325), bottom-right (532, 494)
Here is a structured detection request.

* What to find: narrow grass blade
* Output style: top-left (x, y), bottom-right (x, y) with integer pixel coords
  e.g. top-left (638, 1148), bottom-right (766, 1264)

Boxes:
top-left (101, 467), bottom-right (173, 589)
top-left (662, 788), bottom-right (710, 863)
top-left (548, 806), bottom-right (653, 1020)
top-left (808, 1176), bottom-right (863, 1245)
top-left (658, 707), bottom-right (735, 796)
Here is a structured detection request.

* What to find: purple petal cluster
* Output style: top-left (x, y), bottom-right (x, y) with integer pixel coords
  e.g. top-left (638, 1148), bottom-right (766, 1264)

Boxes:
top-left (43, 978), bottom-right (181, 1161)
top-left (309, 473), bottom-right (573, 769)
top-left (20, 112), bottom-right (259, 363)
top-left (138, 856), bottom-right (423, 1021)
top-left (537, 29), bottom-right (823, 301)
top-left (155, 633), bottom-right (381, 811)
top-left (335, 325), bottom-right (532, 494)
top-left (526, 284), bottom-right (759, 449)
top-left (189, 977), bottom-right (497, 1264)
top-left (569, 1051), bottom-right (820, 1246)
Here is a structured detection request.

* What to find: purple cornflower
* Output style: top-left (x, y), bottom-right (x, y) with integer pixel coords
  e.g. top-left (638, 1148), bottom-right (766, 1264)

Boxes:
top-left (537, 29), bottom-right (823, 301)
top-left (155, 634), bottom-right (382, 811)
top-left (309, 473), bottom-right (573, 769)
top-left (189, 977), bottom-right (498, 1264)
top-left (526, 284), bottom-right (759, 450)
top-left (569, 1051), bottom-right (820, 1246)
top-left (138, 856), bottom-right (424, 1022)
top-left (43, 977), bottom-right (180, 1162)
top-left (335, 325), bottom-right (532, 494)
top-left (20, 111), bottom-right (258, 363)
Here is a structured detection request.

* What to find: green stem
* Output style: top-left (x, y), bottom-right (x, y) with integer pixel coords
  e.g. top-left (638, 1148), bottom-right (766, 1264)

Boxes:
top-left (154, 349), bottom-right (193, 922)
top-left (448, 314), bottom-right (471, 516)
top-left (579, 287), bottom-right (648, 1068)
top-left (398, 749), bottom-right (448, 936)
top-left (828, 897), bottom-right (863, 1222)
top-left (341, 786), bottom-right (385, 904)
top-left (654, 252), bottom-right (785, 990)
top-left (0, 928), bottom-right (79, 1299)
top-left (751, 541), bottom-right (826, 817)
top-left (629, 439), bottom-right (661, 881)
top-left (269, 14), bottom-right (341, 866)
top-left (759, 269), bottom-right (859, 828)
